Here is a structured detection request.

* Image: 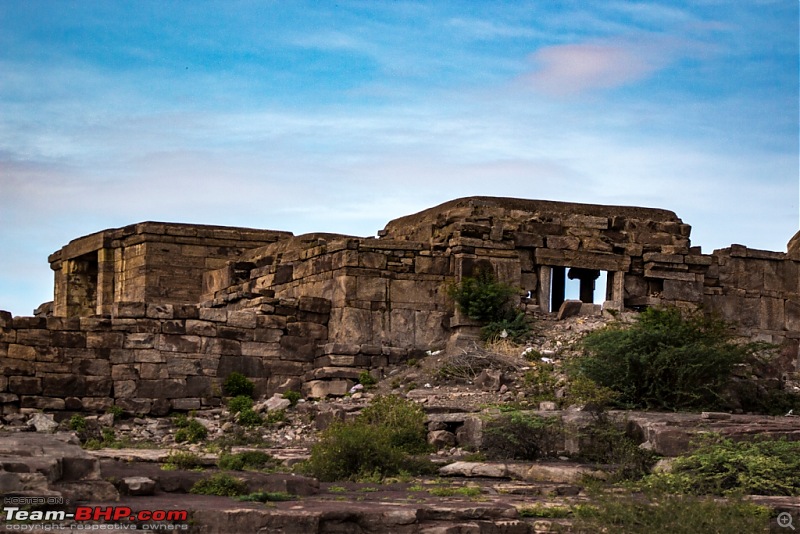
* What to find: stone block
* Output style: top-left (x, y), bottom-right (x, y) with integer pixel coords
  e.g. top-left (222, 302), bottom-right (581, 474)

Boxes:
top-left (302, 379), bottom-right (349, 399)
top-left (87, 332), bottom-right (124, 349)
top-left (78, 359), bottom-right (111, 376)
top-left (279, 336), bottom-right (318, 362)
top-left (52, 331), bottom-right (86, 348)
top-left (199, 307), bottom-right (228, 322)
top-left (761, 298), bottom-right (785, 331)
top-left (146, 304), bottom-right (174, 319)
top-left (16, 329), bottom-right (51, 346)
top-left (662, 280), bottom-right (703, 302)
top-left (217, 326), bottom-right (254, 341)
top-left (0, 356), bottom-right (35, 376)
top-left (557, 300), bottom-right (583, 320)
top-left (218, 354), bottom-right (268, 378)
top-left (298, 296), bottom-right (332, 314)
top-left (123, 333), bottom-right (155, 349)
top-left (12, 317), bottom-right (46, 329)
top-left (137, 379), bottom-right (187, 399)
top-left (546, 235), bottom-right (580, 250)
top-left (786, 299), bottom-right (800, 332)
top-left (85, 377), bottom-right (112, 396)
top-left (287, 322), bottom-right (328, 340)
top-left (111, 364), bottom-right (138, 381)
top-left (9, 376), bottom-right (41, 395)
top-left (256, 314), bottom-right (288, 330)
top-left (8, 344), bottom-right (37, 360)
top-left (185, 320), bottom-right (217, 337)
top-left (254, 327), bottom-right (282, 343)
top-left (227, 310), bottom-right (257, 329)
top-left (171, 398), bottom-right (201, 411)
top-left (201, 337), bottom-right (241, 355)
top-left (43, 374), bottom-right (85, 397)
top-left (133, 349), bottom-right (166, 363)
top-left (112, 302), bottom-right (146, 318)
top-left (241, 341), bottom-right (281, 357)
top-left (156, 334), bottom-right (201, 353)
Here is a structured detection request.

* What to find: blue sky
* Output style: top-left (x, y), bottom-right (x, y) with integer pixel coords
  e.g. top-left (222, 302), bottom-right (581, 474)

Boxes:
top-left (0, 1), bottom-right (797, 316)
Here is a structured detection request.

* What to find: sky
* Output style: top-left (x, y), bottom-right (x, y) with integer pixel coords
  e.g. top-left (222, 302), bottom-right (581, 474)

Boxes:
top-left (0, 0), bottom-right (798, 316)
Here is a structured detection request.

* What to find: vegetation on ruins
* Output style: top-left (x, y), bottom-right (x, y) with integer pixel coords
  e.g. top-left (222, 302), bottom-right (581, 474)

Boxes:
top-left (447, 268), bottom-right (530, 342)
top-left (298, 394), bottom-right (434, 481)
top-left (481, 412), bottom-right (562, 461)
top-left (218, 450), bottom-right (278, 471)
top-left (640, 434), bottom-right (800, 497)
top-left (222, 372), bottom-right (255, 398)
top-left (173, 414), bottom-right (209, 443)
top-left (575, 307), bottom-right (766, 411)
top-left (571, 493), bottom-right (770, 534)
top-left (282, 389), bottom-right (302, 407)
top-left (190, 472), bottom-right (248, 496)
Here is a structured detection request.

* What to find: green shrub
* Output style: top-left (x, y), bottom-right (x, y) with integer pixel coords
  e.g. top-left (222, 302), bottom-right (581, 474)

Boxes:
top-left (282, 390), bottom-right (302, 407)
top-left (218, 450), bottom-right (276, 471)
top-left (428, 486), bottom-right (482, 498)
top-left (518, 504), bottom-right (572, 518)
top-left (190, 473), bottom-right (248, 497)
top-left (163, 451), bottom-right (205, 470)
top-left (237, 408), bottom-right (263, 427)
top-left (642, 435), bottom-right (800, 496)
top-left (223, 372), bottom-right (255, 398)
top-left (447, 268), bottom-right (519, 323)
top-left (573, 414), bottom-right (656, 481)
top-left (69, 414), bottom-right (87, 432)
top-left (228, 395), bottom-right (254, 414)
top-left (358, 395), bottom-right (429, 454)
top-left (263, 409), bottom-right (286, 426)
top-left (174, 419), bottom-right (208, 443)
top-left (523, 362), bottom-right (559, 403)
top-left (481, 412), bottom-right (562, 460)
top-left (237, 491), bottom-right (294, 502)
top-left (577, 307), bottom-right (758, 411)
top-left (358, 371), bottom-right (377, 388)
top-left (572, 492), bottom-right (770, 533)
top-left (481, 312), bottom-right (530, 343)
top-left (299, 395), bottom-right (433, 481)
top-left (107, 405), bottom-right (124, 421)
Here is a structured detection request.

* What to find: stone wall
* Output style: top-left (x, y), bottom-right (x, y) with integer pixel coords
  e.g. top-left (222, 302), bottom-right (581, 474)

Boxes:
top-left (0, 296), bottom-right (331, 415)
top-left (49, 222), bottom-right (290, 317)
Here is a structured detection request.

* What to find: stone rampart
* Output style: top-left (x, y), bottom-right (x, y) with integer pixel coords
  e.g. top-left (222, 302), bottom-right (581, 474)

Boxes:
top-left (0, 296), bottom-right (331, 415)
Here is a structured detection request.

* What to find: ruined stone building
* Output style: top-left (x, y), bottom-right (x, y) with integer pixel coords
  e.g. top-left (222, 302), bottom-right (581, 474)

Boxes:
top-left (1, 197), bottom-right (798, 414)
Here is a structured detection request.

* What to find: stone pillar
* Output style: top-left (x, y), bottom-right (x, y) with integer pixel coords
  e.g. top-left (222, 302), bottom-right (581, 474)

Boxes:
top-left (551, 266), bottom-right (566, 311)
top-left (537, 265), bottom-right (551, 313)
top-left (604, 271), bottom-right (625, 311)
top-left (96, 248), bottom-right (115, 316)
top-left (568, 268), bottom-right (601, 304)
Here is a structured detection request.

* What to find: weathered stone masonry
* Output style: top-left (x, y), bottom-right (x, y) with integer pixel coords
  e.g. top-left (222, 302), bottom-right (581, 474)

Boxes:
top-left (1, 196), bottom-right (798, 414)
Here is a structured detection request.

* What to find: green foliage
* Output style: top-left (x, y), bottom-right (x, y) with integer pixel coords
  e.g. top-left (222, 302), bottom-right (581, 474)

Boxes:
top-left (427, 485), bottom-right (482, 498)
top-left (522, 362), bottom-right (559, 403)
top-left (573, 414), bottom-right (656, 482)
top-left (517, 504), bottom-right (572, 518)
top-left (69, 414), bottom-right (87, 432)
top-left (577, 307), bottom-right (757, 411)
top-left (572, 492), bottom-right (770, 534)
top-left (447, 269), bottom-right (519, 323)
top-left (481, 312), bottom-right (530, 343)
top-left (174, 418), bottom-right (208, 443)
top-left (190, 473), bottom-right (248, 497)
top-left (218, 451), bottom-right (277, 471)
top-left (481, 412), bottom-right (562, 460)
top-left (237, 408), bottom-right (263, 427)
top-left (107, 405), bottom-right (124, 421)
top-left (163, 451), bottom-right (205, 471)
top-left (223, 372), bottom-right (255, 398)
top-left (282, 390), bottom-right (302, 407)
top-left (263, 409), bottom-right (286, 426)
top-left (227, 395), bottom-right (254, 414)
top-left (358, 395), bottom-right (430, 454)
top-left (642, 435), bottom-right (800, 496)
top-left (299, 395), bottom-right (433, 481)
top-left (358, 371), bottom-right (377, 388)
top-left (83, 428), bottom-right (120, 450)
top-left (565, 374), bottom-right (620, 411)
top-left (236, 491), bottom-right (294, 502)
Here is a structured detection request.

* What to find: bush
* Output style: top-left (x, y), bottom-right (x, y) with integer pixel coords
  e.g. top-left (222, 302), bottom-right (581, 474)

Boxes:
top-left (577, 307), bottom-right (758, 411)
top-left (447, 269), bottom-right (519, 322)
top-left (481, 312), bottom-right (530, 343)
top-left (300, 420), bottom-right (407, 482)
top-left (481, 411), bottom-right (562, 460)
top-left (358, 371), bottom-right (377, 388)
top-left (573, 413), bottom-right (656, 481)
top-left (218, 450), bottom-right (277, 471)
top-left (190, 473), bottom-right (248, 496)
top-left (299, 395), bottom-right (433, 481)
top-left (227, 395), bottom-right (254, 414)
top-left (237, 491), bottom-right (294, 502)
top-left (572, 492), bottom-right (770, 534)
top-left (163, 451), bottom-right (205, 470)
top-left (358, 395), bottom-right (429, 454)
top-left (69, 414), bottom-right (87, 432)
top-left (237, 409), bottom-right (263, 427)
top-left (642, 435), bottom-right (800, 496)
top-left (223, 372), bottom-right (255, 398)
top-left (282, 390), bottom-right (302, 407)
top-left (174, 418), bottom-right (208, 443)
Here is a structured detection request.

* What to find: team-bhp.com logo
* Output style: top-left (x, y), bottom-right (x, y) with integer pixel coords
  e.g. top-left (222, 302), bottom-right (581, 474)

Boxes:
top-left (2, 500), bottom-right (189, 531)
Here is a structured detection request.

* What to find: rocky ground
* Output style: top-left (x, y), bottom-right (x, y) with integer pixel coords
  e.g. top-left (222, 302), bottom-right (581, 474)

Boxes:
top-left (2, 311), bottom-right (800, 533)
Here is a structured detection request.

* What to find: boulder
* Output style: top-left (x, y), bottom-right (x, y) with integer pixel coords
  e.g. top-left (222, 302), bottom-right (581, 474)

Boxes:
top-left (27, 412), bottom-right (58, 433)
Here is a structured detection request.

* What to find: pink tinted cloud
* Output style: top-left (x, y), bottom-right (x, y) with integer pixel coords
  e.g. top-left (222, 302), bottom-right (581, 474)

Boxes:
top-left (521, 42), bottom-right (666, 96)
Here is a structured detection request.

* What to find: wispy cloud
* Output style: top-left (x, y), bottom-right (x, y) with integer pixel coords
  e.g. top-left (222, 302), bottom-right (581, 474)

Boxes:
top-left (519, 40), bottom-right (669, 96)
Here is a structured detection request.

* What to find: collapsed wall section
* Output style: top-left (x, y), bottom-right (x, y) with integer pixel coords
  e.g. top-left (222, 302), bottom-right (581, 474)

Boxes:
top-left (0, 296), bottom-right (330, 415)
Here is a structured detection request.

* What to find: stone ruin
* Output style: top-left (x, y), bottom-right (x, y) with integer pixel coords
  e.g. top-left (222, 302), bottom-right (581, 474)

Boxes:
top-left (1, 196), bottom-right (798, 415)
